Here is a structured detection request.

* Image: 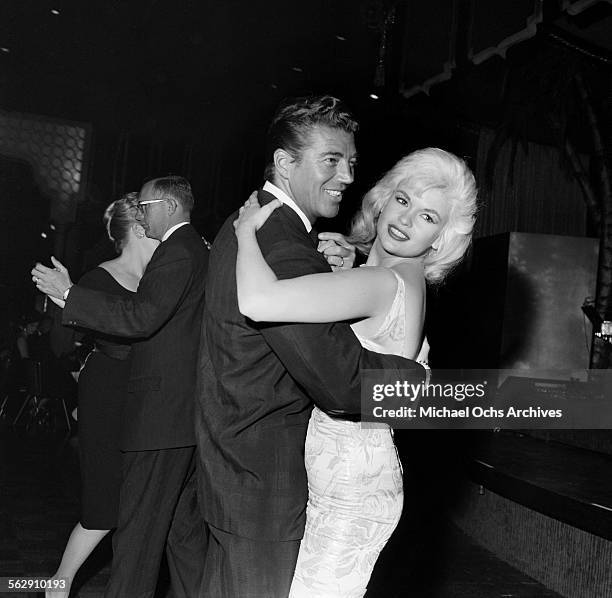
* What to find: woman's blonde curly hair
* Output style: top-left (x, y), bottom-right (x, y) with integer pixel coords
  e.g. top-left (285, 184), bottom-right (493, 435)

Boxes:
top-left (348, 148), bottom-right (478, 284)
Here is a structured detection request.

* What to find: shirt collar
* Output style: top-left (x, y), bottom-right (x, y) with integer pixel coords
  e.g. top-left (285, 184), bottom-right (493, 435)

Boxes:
top-left (263, 181), bottom-right (312, 233)
top-left (162, 221), bottom-right (189, 242)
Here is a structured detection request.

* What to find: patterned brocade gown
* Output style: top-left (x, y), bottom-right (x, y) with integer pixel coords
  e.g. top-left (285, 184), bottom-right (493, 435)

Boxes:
top-left (289, 270), bottom-right (408, 598)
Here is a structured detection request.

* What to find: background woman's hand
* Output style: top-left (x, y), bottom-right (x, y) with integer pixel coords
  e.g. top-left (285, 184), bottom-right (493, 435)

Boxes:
top-left (233, 192), bottom-right (282, 235)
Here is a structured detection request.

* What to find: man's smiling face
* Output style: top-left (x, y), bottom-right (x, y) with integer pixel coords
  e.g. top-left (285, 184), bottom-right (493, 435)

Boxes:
top-left (286, 125), bottom-right (357, 224)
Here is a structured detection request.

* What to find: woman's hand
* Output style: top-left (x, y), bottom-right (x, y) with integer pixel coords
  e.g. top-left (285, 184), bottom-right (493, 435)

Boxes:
top-left (317, 232), bottom-right (356, 271)
top-left (233, 192), bottom-right (282, 236)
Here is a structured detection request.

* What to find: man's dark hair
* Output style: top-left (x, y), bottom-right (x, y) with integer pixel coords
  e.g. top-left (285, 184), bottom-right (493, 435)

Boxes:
top-left (264, 95), bottom-right (359, 181)
top-left (150, 176), bottom-right (194, 212)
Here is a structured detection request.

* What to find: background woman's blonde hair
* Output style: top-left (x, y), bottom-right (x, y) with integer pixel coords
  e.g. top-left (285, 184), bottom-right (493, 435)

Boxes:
top-left (348, 147), bottom-right (478, 283)
top-left (103, 191), bottom-right (140, 253)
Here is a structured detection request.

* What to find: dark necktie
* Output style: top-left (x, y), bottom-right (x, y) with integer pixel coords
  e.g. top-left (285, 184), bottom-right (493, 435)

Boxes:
top-left (309, 227), bottom-right (319, 247)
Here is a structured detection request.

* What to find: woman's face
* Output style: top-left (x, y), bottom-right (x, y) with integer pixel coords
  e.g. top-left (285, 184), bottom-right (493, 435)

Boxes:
top-left (376, 180), bottom-right (451, 259)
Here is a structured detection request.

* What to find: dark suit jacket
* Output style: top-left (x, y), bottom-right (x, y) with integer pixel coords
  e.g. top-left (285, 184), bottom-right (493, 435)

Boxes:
top-left (64, 224), bottom-right (209, 451)
top-left (196, 189), bottom-right (423, 542)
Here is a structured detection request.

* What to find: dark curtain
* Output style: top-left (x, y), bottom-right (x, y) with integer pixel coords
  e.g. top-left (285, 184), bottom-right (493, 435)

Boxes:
top-left (474, 127), bottom-right (589, 239)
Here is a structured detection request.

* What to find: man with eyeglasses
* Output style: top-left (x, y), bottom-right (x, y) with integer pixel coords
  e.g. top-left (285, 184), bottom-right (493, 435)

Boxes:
top-left (32, 176), bottom-right (209, 598)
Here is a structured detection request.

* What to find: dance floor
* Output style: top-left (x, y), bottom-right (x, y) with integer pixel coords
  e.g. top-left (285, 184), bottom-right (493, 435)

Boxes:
top-left (0, 419), bottom-right (562, 598)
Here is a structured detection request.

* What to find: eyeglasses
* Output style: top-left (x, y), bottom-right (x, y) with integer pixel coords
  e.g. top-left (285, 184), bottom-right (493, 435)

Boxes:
top-left (135, 198), bottom-right (166, 213)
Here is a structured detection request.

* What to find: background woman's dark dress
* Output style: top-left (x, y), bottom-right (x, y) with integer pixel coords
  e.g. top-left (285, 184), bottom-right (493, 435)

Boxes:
top-left (76, 267), bottom-right (134, 529)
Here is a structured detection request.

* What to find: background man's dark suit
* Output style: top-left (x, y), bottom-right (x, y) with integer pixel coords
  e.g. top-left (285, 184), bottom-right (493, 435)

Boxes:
top-left (196, 190), bottom-right (423, 597)
top-left (63, 223), bottom-right (209, 598)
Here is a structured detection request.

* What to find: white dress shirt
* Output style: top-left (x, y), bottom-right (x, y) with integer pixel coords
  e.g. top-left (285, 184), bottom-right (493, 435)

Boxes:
top-left (263, 181), bottom-right (312, 233)
top-left (162, 221), bottom-right (189, 242)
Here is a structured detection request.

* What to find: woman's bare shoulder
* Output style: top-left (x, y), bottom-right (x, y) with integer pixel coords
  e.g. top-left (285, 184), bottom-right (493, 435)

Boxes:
top-left (390, 262), bottom-right (426, 303)
top-left (98, 257), bottom-right (121, 275)
top-left (353, 264), bottom-right (399, 280)
top-left (98, 258), bottom-right (139, 292)
top-left (331, 265), bottom-right (400, 317)
top-left (350, 264), bottom-right (400, 295)
top-left (389, 262), bottom-right (426, 285)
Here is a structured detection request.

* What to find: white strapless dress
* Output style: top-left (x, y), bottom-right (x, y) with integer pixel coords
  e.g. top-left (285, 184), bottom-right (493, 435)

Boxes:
top-left (289, 270), bottom-right (408, 598)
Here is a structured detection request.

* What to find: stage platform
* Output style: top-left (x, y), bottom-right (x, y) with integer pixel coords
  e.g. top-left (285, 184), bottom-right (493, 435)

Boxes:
top-left (454, 431), bottom-right (612, 598)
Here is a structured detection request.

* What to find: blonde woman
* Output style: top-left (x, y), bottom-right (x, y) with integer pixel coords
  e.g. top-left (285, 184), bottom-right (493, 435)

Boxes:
top-left (46, 193), bottom-right (158, 597)
top-left (234, 148), bottom-right (477, 597)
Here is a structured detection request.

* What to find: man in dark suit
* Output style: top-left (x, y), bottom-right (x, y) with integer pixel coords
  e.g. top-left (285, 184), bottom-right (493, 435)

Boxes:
top-left (196, 96), bottom-right (424, 597)
top-left (33, 176), bottom-right (208, 598)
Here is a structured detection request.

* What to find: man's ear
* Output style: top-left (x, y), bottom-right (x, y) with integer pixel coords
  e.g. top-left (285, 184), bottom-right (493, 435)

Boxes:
top-left (274, 148), bottom-right (294, 181)
top-left (166, 197), bottom-right (178, 215)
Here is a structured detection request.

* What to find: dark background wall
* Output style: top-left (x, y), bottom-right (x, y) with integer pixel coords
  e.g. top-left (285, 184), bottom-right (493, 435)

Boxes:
top-left (1, 0), bottom-right (610, 320)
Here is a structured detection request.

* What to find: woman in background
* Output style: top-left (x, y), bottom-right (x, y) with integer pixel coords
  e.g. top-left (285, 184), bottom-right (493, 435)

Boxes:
top-left (234, 147), bottom-right (477, 597)
top-left (46, 193), bottom-right (158, 598)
